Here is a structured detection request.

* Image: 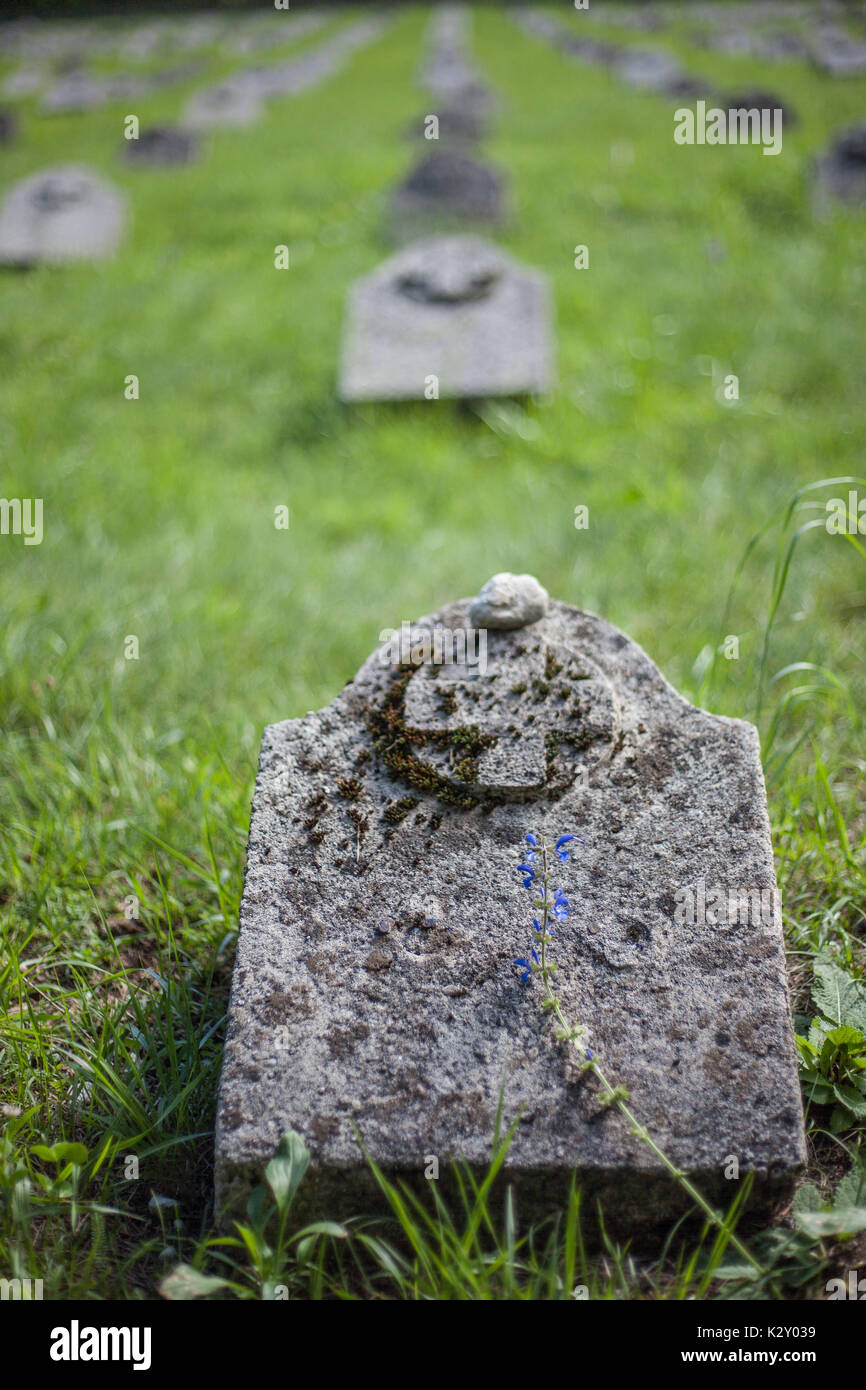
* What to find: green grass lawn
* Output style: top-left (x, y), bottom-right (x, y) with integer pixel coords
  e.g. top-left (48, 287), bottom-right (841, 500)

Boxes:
top-left (1, 4), bottom-right (865, 1299)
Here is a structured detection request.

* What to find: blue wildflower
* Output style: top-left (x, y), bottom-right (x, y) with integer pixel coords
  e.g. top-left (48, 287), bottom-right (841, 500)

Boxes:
top-left (555, 834), bottom-right (575, 862)
top-left (516, 862), bottom-right (536, 889)
top-left (552, 888), bottom-right (570, 922)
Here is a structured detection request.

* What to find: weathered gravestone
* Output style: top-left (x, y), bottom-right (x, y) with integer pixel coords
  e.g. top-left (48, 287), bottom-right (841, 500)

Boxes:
top-left (222, 13), bottom-right (325, 56)
top-left (388, 151), bottom-right (506, 241)
top-left (754, 32), bottom-right (808, 62)
top-left (718, 89), bottom-right (798, 129)
top-left (3, 67), bottom-right (45, 99)
top-left (338, 235), bottom-right (553, 401)
top-left (419, 6), bottom-right (496, 118)
top-left (614, 48), bottom-right (688, 93)
top-left (814, 125), bottom-right (866, 211)
top-left (215, 574), bottom-right (805, 1226)
top-left (183, 79), bottom-right (263, 131)
top-left (0, 109), bottom-right (18, 145)
top-left (0, 165), bottom-right (125, 266)
top-left (41, 74), bottom-right (106, 114)
top-left (122, 125), bottom-right (199, 168)
top-left (811, 29), bottom-right (866, 77)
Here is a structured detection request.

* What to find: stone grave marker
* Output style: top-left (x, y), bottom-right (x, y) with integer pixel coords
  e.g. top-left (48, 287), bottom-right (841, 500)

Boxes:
top-left (664, 74), bottom-right (713, 102)
top-left (338, 235), bottom-right (553, 402)
top-left (3, 67), bottom-right (45, 99)
top-left (0, 165), bottom-right (126, 266)
top-left (811, 30), bottom-right (866, 77)
top-left (814, 124), bottom-right (866, 211)
top-left (141, 62), bottom-right (207, 92)
top-left (183, 79), bottom-right (263, 131)
top-left (388, 151), bottom-right (506, 241)
top-left (718, 89), bottom-right (798, 128)
top-left (704, 30), bottom-right (758, 57)
top-left (419, 5), bottom-right (496, 119)
top-left (41, 74), bottom-right (107, 114)
top-left (215, 574), bottom-right (805, 1226)
top-left (0, 109), bottom-right (18, 145)
top-left (614, 48), bottom-right (687, 93)
top-left (222, 13), bottom-right (325, 57)
top-left (437, 80), bottom-right (498, 122)
top-left (122, 125), bottom-right (200, 169)
top-left (754, 32), bottom-right (808, 62)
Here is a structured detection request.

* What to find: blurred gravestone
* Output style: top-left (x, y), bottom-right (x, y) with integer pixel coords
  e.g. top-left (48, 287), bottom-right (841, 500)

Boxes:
top-left (149, 62), bottom-right (208, 91)
top-left (122, 126), bottom-right (199, 169)
top-left (215, 574), bottom-right (806, 1226)
top-left (811, 30), bottom-right (866, 77)
top-left (41, 74), bottom-right (106, 114)
top-left (419, 5), bottom-right (496, 121)
top-left (0, 165), bottom-right (126, 266)
top-left (222, 13), bottom-right (325, 56)
top-left (3, 68), bottom-right (45, 99)
top-left (719, 89), bottom-right (798, 128)
top-left (183, 79), bottom-right (263, 131)
top-left (755, 33), bottom-right (808, 62)
top-left (0, 109), bottom-right (18, 144)
top-left (814, 125), bottom-right (866, 211)
top-left (338, 235), bottom-right (553, 401)
top-left (615, 48), bottom-right (686, 92)
top-left (388, 152), bottom-right (506, 241)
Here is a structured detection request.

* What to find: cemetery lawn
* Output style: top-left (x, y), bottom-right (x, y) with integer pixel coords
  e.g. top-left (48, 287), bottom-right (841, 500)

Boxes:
top-left (1, 5), bottom-right (865, 1299)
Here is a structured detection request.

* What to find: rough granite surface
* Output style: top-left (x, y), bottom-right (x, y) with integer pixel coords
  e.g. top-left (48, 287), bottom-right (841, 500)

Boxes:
top-left (215, 582), bottom-right (805, 1226)
top-left (0, 164), bottom-right (125, 265)
top-left (338, 235), bottom-right (553, 402)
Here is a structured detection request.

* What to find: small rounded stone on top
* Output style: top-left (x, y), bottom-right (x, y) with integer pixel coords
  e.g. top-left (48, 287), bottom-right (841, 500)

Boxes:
top-left (468, 572), bottom-right (549, 630)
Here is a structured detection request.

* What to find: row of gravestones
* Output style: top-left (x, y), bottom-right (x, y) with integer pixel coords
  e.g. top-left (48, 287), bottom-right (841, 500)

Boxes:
top-left (0, 12), bottom-right (328, 113)
top-left (215, 10), bottom-right (807, 1231)
top-left (576, 0), bottom-right (866, 72)
top-left (1, 12), bottom-right (323, 85)
top-left (339, 7), bottom-right (554, 403)
top-left (575, 0), bottom-right (866, 72)
top-left (514, 7), bottom-right (866, 214)
top-left (0, 14), bottom-right (391, 265)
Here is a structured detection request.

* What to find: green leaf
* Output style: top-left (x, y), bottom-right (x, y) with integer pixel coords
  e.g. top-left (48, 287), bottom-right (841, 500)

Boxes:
top-left (713, 1263), bottom-right (761, 1281)
top-left (825, 1025), bottom-right (866, 1051)
top-left (812, 955), bottom-right (866, 1032)
top-left (804, 1080), bottom-right (835, 1105)
top-left (832, 1084), bottom-right (866, 1117)
top-left (795, 1207), bottom-right (866, 1239)
top-left (159, 1264), bottom-right (231, 1300)
top-left (835, 1169), bottom-right (866, 1209)
top-left (31, 1142), bottom-right (88, 1167)
top-left (234, 1222), bottom-right (269, 1266)
top-left (291, 1220), bottom-right (348, 1241)
top-left (792, 1183), bottom-right (822, 1216)
top-left (265, 1131), bottom-right (310, 1217)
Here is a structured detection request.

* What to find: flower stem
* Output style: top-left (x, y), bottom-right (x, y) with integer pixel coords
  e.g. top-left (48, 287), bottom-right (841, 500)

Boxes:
top-left (533, 839), bottom-right (762, 1276)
